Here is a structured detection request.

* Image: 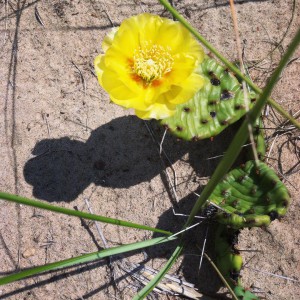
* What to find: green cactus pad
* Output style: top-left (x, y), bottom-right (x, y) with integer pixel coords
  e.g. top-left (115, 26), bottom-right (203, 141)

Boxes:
top-left (214, 225), bottom-right (242, 286)
top-left (208, 160), bottom-right (290, 229)
top-left (214, 225), bottom-right (260, 299)
top-left (160, 56), bottom-right (257, 140)
top-left (234, 286), bottom-right (259, 300)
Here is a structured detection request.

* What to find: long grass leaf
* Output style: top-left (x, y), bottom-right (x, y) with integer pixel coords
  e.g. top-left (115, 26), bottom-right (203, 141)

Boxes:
top-left (0, 236), bottom-right (176, 285)
top-left (0, 192), bottom-right (172, 235)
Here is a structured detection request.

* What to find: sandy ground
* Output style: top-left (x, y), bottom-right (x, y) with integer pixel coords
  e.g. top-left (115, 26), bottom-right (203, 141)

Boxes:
top-left (0, 0), bottom-right (299, 299)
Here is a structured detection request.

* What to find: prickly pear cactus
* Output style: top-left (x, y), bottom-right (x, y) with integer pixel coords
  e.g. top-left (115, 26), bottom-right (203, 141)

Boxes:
top-left (161, 56), bottom-right (257, 140)
top-left (214, 225), bottom-right (242, 286)
top-left (214, 224), bottom-right (260, 300)
top-left (206, 160), bottom-right (290, 229)
top-left (214, 224), bottom-right (260, 299)
top-left (234, 286), bottom-right (260, 300)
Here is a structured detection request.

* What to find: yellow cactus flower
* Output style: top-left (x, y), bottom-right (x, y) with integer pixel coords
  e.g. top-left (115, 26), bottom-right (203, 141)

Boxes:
top-left (94, 13), bottom-right (205, 120)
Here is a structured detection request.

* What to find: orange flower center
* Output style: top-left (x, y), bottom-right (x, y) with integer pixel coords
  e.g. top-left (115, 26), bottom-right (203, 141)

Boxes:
top-left (133, 43), bottom-right (173, 83)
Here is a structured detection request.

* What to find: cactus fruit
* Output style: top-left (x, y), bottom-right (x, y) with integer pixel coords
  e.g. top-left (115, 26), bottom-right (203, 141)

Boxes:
top-left (205, 160), bottom-right (289, 229)
top-left (160, 56), bottom-right (257, 140)
top-left (214, 224), bottom-right (260, 299)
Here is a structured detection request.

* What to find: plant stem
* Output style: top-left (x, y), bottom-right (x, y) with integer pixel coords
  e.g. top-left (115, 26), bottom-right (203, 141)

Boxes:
top-left (158, 0), bottom-right (300, 129)
top-left (204, 253), bottom-right (239, 300)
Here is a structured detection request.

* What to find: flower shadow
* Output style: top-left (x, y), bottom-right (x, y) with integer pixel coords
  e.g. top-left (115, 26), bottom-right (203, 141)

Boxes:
top-left (24, 115), bottom-right (240, 202)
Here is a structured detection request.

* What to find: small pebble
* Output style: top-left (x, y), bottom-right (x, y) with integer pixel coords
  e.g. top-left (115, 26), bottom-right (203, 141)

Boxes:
top-left (22, 248), bottom-right (36, 258)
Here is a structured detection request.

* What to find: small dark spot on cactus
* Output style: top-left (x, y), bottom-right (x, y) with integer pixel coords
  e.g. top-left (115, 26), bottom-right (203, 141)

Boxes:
top-left (245, 218), bottom-right (256, 225)
top-left (282, 199), bottom-right (289, 207)
top-left (230, 270), bottom-right (240, 282)
top-left (162, 124), bottom-right (170, 130)
top-left (235, 104), bottom-right (245, 110)
top-left (176, 126), bottom-right (183, 131)
top-left (210, 111), bottom-right (217, 118)
top-left (201, 119), bottom-right (208, 124)
top-left (255, 168), bottom-right (261, 175)
top-left (221, 120), bottom-right (228, 125)
top-left (269, 211), bottom-right (279, 221)
top-left (221, 199), bottom-right (226, 205)
top-left (254, 125), bottom-right (260, 135)
top-left (240, 163), bottom-right (246, 169)
top-left (209, 100), bottom-right (218, 105)
top-left (221, 190), bottom-right (230, 198)
top-left (221, 89), bottom-right (233, 100)
top-left (251, 98), bottom-right (257, 103)
top-left (224, 68), bottom-right (229, 73)
top-left (247, 209), bottom-right (255, 214)
top-left (192, 136), bottom-right (202, 142)
top-left (271, 179), bottom-right (278, 187)
top-left (210, 77), bottom-right (221, 86)
top-left (238, 175), bottom-right (245, 182)
top-left (208, 71), bottom-right (214, 76)
top-left (231, 199), bottom-right (239, 207)
top-left (183, 107), bottom-right (191, 112)
top-left (222, 212), bottom-right (231, 218)
top-left (250, 187), bottom-right (257, 195)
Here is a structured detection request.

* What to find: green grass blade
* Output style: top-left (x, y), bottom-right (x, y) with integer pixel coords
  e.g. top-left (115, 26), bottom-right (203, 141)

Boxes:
top-left (0, 236), bottom-right (176, 285)
top-left (158, 0), bottom-right (300, 129)
top-left (0, 192), bottom-right (172, 236)
top-left (133, 244), bottom-right (183, 300)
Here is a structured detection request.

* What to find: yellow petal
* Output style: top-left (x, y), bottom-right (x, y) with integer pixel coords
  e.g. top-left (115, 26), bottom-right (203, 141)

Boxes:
top-left (135, 102), bottom-right (176, 120)
top-left (167, 73), bottom-right (204, 104)
top-left (102, 27), bottom-right (119, 52)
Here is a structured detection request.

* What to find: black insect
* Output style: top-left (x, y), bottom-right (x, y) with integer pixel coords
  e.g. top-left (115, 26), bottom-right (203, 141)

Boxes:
top-left (202, 204), bottom-right (218, 218)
